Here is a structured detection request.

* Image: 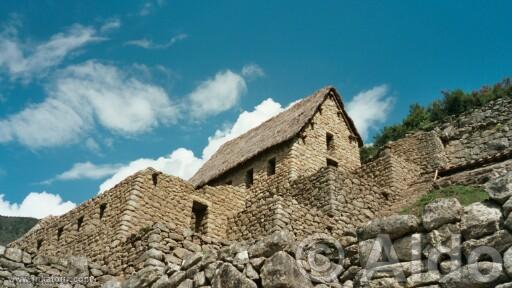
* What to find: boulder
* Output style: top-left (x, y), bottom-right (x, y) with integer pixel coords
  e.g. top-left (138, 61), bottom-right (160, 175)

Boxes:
top-left (212, 263), bottom-right (257, 288)
top-left (67, 256), bottom-right (89, 277)
top-left (169, 271), bottom-right (186, 287)
top-left (503, 246), bottom-right (512, 278)
top-left (194, 271), bottom-right (206, 286)
top-left (393, 233), bottom-right (425, 261)
top-left (4, 248), bottom-right (22, 262)
top-left (460, 202), bottom-right (502, 240)
top-left (422, 198), bottom-right (463, 231)
top-left (260, 251), bottom-right (313, 288)
top-left (244, 263), bottom-right (259, 280)
top-left (439, 262), bottom-right (508, 288)
top-left (358, 276), bottom-right (403, 288)
top-left (143, 248), bottom-right (164, 262)
top-left (152, 275), bottom-right (171, 288)
top-left (123, 266), bottom-right (162, 288)
top-left (358, 239), bottom-right (381, 268)
top-left (0, 258), bottom-right (24, 270)
top-left (485, 172), bottom-right (512, 204)
top-left (339, 266), bottom-right (360, 283)
top-left (248, 230), bottom-right (294, 258)
top-left (503, 198), bottom-right (512, 217)
top-left (181, 252), bottom-right (202, 270)
top-left (101, 279), bottom-right (122, 288)
top-left (233, 251), bottom-right (250, 267)
top-left (357, 215), bottom-right (420, 241)
top-left (462, 230), bottom-right (512, 257)
top-left (406, 271), bottom-right (441, 287)
top-left (177, 279), bottom-right (193, 288)
top-left (357, 260), bottom-right (425, 280)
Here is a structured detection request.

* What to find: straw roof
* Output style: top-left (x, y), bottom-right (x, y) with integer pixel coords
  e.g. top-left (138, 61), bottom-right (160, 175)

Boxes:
top-left (189, 86), bottom-right (362, 187)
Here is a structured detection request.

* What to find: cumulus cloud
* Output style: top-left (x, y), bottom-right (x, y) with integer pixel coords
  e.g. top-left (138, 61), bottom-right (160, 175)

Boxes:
top-left (98, 148), bottom-right (204, 193)
top-left (98, 98), bottom-right (285, 193)
top-left (346, 85), bottom-right (394, 139)
top-left (125, 33), bottom-right (188, 49)
top-left (0, 192), bottom-right (76, 219)
top-left (188, 70), bottom-right (247, 119)
top-left (0, 61), bottom-right (178, 148)
top-left (0, 22), bottom-right (102, 81)
top-left (56, 162), bottom-right (122, 181)
top-left (241, 64), bottom-right (265, 80)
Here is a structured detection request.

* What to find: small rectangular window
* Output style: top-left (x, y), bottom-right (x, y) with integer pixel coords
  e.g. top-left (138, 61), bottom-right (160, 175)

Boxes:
top-left (245, 169), bottom-right (254, 188)
top-left (191, 201), bottom-right (208, 234)
top-left (100, 203), bottom-right (107, 220)
top-left (37, 239), bottom-right (43, 251)
top-left (327, 158), bottom-right (338, 168)
top-left (77, 216), bottom-right (84, 232)
top-left (57, 227), bottom-right (64, 241)
top-left (152, 172), bottom-right (159, 186)
top-left (267, 158), bottom-right (276, 176)
top-left (326, 132), bottom-right (334, 151)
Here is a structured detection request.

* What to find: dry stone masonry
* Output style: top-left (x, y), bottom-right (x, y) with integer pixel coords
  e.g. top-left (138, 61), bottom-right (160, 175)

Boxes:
top-left (3, 86), bottom-right (511, 287)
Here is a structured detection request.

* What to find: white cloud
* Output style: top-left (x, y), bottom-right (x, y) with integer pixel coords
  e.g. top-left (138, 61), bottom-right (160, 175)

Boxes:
top-left (0, 23), bottom-right (102, 81)
top-left (346, 85), bottom-right (394, 140)
top-left (125, 33), bottom-right (187, 49)
top-left (56, 162), bottom-right (122, 181)
top-left (202, 98), bottom-right (283, 159)
top-left (98, 148), bottom-right (204, 193)
top-left (0, 192), bottom-right (76, 219)
top-left (241, 64), bottom-right (265, 80)
top-left (98, 98), bottom-right (285, 193)
top-left (100, 18), bottom-right (121, 33)
top-left (0, 61), bottom-right (178, 148)
top-left (188, 70), bottom-right (247, 119)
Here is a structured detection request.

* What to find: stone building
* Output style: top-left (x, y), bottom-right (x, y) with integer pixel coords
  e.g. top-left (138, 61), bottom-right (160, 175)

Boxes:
top-left (10, 86), bottom-right (512, 275)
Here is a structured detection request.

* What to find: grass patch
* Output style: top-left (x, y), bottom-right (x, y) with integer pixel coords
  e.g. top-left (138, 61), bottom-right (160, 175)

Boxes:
top-left (401, 185), bottom-right (489, 216)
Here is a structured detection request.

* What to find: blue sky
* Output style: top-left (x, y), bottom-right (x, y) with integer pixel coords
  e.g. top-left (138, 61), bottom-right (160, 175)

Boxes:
top-left (0, 0), bottom-right (510, 218)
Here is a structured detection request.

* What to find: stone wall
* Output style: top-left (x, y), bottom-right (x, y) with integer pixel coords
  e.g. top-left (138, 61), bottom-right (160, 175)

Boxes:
top-left (436, 158), bottom-right (512, 188)
top-left (383, 131), bottom-right (447, 173)
top-left (209, 95), bottom-right (360, 196)
top-left (227, 154), bottom-right (423, 242)
top-left (208, 141), bottom-right (295, 197)
top-left (0, 245), bottom-right (114, 288)
top-left (10, 170), bottom-right (142, 272)
top-left (94, 173), bottom-right (512, 288)
top-left (290, 94), bottom-right (361, 177)
top-left (11, 169), bottom-right (248, 275)
top-left (438, 97), bottom-right (512, 169)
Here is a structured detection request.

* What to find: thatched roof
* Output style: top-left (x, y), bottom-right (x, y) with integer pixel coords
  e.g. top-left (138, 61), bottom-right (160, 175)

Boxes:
top-left (190, 86), bottom-right (362, 187)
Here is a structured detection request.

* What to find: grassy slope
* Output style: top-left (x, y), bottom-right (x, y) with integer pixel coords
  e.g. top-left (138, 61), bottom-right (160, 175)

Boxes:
top-left (0, 215), bottom-right (38, 246)
top-left (401, 185), bottom-right (489, 217)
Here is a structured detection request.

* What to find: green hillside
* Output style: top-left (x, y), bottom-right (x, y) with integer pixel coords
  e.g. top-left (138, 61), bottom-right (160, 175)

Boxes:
top-left (0, 215), bottom-right (38, 246)
top-left (361, 78), bottom-right (512, 162)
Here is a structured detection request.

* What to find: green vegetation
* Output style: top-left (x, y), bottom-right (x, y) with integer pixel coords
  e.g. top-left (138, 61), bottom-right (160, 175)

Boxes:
top-left (401, 185), bottom-right (489, 216)
top-left (361, 78), bottom-right (512, 162)
top-left (0, 215), bottom-right (38, 246)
